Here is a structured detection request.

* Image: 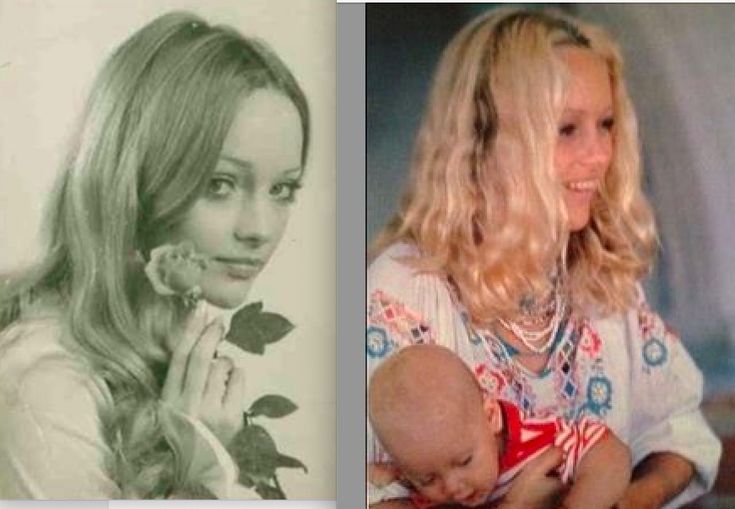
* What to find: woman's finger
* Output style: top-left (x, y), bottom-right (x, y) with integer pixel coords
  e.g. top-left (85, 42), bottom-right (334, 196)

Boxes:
top-left (183, 318), bottom-right (226, 401)
top-left (162, 305), bottom-right (209, 400)
top-left (223, 366), bottom-right (246, 418)
top-left (203, 356), bottom-right (234, 403)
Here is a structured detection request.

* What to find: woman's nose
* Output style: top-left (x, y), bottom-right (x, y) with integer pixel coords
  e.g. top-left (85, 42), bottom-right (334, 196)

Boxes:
top-left (581, 130), bottom-right (612, 167)
top-left (233, 197), bottom-right (271, 249)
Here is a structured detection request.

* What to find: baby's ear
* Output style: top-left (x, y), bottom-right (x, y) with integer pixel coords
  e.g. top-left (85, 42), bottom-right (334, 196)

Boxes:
top-left (483, 397), bottom-right (503, 434)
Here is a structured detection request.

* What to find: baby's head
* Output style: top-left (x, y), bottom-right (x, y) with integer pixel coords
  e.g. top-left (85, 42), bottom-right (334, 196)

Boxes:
top-left (369, 344), bottom-right (503, 507)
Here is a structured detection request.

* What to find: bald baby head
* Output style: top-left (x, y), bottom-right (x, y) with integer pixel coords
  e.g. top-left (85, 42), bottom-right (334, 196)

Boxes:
top-left (368, 344), bottom-right (485, 454)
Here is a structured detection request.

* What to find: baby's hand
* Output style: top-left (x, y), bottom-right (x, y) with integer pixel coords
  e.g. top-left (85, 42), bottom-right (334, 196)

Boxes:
top-left (369, 462), bottom-right (401, 487)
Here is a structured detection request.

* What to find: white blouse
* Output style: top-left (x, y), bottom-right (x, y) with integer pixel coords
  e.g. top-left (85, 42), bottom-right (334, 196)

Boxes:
top-left (367, 242), bottom-right (722, 509)
top-left (0, 311), bottom-right (250, 499)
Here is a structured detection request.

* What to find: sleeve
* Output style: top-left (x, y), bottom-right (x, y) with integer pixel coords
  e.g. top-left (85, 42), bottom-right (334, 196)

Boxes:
top-left (554, 417), bottom-right (609, 483)
top-left (0, 353), bottom-right (253, 500)
top-left (627, 288), bottom-right (722, 508)
top-left (158, 404), bottom-right (252, 499)
top-left (367, 243), bottom-right (470, 505)
top-left (0, 358), bottom-right (121, 499)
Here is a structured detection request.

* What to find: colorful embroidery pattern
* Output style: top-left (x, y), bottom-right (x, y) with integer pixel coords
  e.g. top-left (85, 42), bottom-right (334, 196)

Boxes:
top-left (585, 375), bottom-right (613, 415)
top-left (552, 322), bottom-right (582, 414)
top-left (474, 363), bottom-right (507, 398)
top-left (637, 299), bottom-right (677, 372)
top-left (467, 314), bottom-right (612, 421)
top-left (575, 320), bottom-right (613, 418)
top-left (366, 326), bottom-right (391, 359)
top-left (643, 338), bottom-right (667, 367)
top-left (579, 324), bottom-right (602, 356)
top-left (367, 290), bottom-right (434, 357)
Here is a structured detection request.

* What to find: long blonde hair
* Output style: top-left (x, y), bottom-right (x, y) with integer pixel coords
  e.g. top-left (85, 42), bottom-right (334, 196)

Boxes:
top-left (0, 12), bottom-right (309, 497)
top-left (373, 8), bottom-right (656, 324)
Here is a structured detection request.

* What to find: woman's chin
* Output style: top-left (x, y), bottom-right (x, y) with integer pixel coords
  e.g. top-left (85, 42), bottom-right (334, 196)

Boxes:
top-left (201, 284), bottom-right (252, 309)
top-left (201, 297), bottom-right (236, 309)
top-left (566, 210), bottom-right (592, 232)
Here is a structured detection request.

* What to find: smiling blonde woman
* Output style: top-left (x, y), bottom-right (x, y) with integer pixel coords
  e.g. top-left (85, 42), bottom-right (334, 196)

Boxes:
top-left (367, 8), bottom-right (720, 509)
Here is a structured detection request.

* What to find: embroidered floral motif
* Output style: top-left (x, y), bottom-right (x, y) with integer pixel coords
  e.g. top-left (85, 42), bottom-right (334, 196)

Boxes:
top-left (585, 375), bottom-right (612, 416)
top-left (579, 324), bottom-right (602, 357)
top-left (637, 299), bottom-right (678, 373)
top-left (643, 338), bottom-right (667, 367)
top-left (474, 363), bottom-right (507, 398)
top-left (366, 326), bottom-right (391, 358)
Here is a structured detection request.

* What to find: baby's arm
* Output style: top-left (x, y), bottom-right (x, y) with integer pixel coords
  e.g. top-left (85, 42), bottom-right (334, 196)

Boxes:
top-left (560, 431), bottom-right (631, 509)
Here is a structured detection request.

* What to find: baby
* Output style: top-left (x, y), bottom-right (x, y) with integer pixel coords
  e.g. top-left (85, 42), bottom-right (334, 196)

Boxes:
top-left (368, 344), bottom-right (631, 509)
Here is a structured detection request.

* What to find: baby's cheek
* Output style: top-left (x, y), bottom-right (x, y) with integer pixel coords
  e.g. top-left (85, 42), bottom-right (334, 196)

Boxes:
top-left (420, 486), bottom-right (447, 504)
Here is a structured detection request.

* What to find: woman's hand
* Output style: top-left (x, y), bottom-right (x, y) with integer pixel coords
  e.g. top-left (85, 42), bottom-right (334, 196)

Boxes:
top-left (614, 452), bottom-right (695, 509)
top-left (614, 482), bottom-right (664, 509)
top-left (162, 308), bottom-right (248, 448)
top-left (495, 447), bottom-right (566, 509)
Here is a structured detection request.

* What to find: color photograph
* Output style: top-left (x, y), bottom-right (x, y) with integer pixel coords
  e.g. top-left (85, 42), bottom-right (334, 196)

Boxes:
top-left (367, 4), bottom-right (734, 508)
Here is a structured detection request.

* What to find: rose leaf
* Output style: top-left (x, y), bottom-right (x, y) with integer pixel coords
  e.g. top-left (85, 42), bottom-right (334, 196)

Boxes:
top-left (248, 395), bottom-right (298, 419)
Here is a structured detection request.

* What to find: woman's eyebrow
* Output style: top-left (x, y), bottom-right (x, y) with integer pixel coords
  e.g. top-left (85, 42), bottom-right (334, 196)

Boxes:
top-left (562, 106), bottom-right (613, 116)
top-left (219, 155), bottom-right (302, 177)
top-left (220, 154), bottom-right (253, 171)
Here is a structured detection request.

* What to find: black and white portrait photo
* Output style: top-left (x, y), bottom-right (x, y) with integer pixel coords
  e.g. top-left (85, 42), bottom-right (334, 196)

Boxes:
top-left (0, 0), bottom-right (334, 500)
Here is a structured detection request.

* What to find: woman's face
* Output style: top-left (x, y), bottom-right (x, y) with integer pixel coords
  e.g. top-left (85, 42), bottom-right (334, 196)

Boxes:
top-left (554, 47), bottom-right (614, 232)
top-left (170, 88), bottom-right (303, 308)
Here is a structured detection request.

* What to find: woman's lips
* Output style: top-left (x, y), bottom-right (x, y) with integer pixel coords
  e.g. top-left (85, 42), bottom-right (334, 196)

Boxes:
top-left (214, 257), bottom-right (263, 280)
top-left (563, 179), bottom-right (599, 205)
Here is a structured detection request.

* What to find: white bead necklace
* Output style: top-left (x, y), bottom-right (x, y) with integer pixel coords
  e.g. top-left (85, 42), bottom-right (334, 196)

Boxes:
top-left (497, 278), bottom-right (568, 355)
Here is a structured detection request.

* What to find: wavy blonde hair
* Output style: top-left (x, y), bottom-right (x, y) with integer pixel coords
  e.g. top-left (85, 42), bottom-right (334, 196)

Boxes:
top-left (0, 12), bottom-right (309, 498)
top-left (373, 8), bottom-right (657, 324)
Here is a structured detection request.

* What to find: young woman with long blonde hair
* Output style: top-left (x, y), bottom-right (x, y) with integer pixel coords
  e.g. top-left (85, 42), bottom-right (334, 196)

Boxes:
top-left (0, 11), bottom-right (309, 498)
top-left (367, 8), bottom-right (720, 508)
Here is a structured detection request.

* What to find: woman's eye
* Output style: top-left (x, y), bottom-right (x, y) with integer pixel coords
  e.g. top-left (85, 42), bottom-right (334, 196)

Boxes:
top-left (206, 177), bottom-right (236, 198)
top-left (270, 180), bottom-right (302, 203)
top-left (600, 116), bottom-right (615, 131)
top-left (558, 123), bottom-right (576, 137)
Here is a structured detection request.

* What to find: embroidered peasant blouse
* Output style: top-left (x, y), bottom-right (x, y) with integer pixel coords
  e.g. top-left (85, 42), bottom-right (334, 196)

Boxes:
top-left (367, 242), bottom-right (721, 509)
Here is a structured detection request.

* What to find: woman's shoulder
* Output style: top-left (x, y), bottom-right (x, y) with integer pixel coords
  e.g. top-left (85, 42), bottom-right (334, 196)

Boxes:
top-left (368, 241), bottom-right (449, 299)
top-left (0, 316), bottom-right (108, 409)
top-left (368, 241), bottom-right (418, 277)
top-left (367, 242), bottom-right (464, 343)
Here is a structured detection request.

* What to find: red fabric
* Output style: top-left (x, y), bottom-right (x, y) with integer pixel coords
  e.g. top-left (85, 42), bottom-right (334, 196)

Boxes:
top-left (493, 400), bottom-right (608, 501)
top-left (408, 400), bottom-right (609, 507)
top-left (498, 400), bottom-right (560, 473)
